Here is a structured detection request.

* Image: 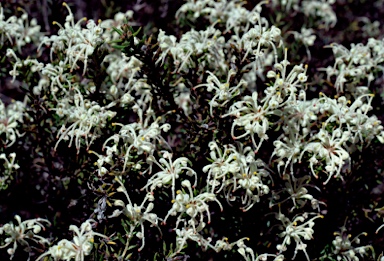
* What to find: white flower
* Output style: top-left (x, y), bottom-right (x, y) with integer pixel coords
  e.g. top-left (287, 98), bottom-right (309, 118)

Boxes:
top-left (37, 219), bottom-right (108, 261)
top-left (276, 211), bottom-right (323, 260)
top-left (141, 151), bottom-right (197, 199)
top-left (53, 87), bottom-right (116, 152)
top-left (0, 215), bottom-right (51, 259)
top-left (222, 92), bottom-right (272, 152)
top-left (163, 180), bottom-right (222, 233)
top-left (224, 158), bottom-right (271, 212)
top-left (38, 3), bottom-right (103, 75)
top-left (203, 141), bottom-right (240, 193)
top-left (194, 69), bottom-right (247, 116)
top-left (109, 177), bottom-right (162, 254)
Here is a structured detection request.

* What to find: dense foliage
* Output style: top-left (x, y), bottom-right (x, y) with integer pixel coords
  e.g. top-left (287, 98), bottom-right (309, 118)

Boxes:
top-left (1, 0), bottom-right (384, 260)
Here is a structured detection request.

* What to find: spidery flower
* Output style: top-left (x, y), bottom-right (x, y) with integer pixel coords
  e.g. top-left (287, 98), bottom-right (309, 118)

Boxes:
top-left (109, 177), bottom-right (162, 254)
top-left (53, 87), bottom-right (116, 152)
top-left (36, 219), bottom-right (108, 261)
top-left (38, 2), bottom-right (103, 75)
top-left (142, 151), bottom-right (197, 199)
top-left (0, 215), bottom-right (51, 260)
top-left (163, 180), bottom-right (223, 233)
top-left (222, 92), bottom-right (273, 152)
top-left (275, 211), bottom-right (323, 260)
top-left (194, 69), bottom-right (247, 116)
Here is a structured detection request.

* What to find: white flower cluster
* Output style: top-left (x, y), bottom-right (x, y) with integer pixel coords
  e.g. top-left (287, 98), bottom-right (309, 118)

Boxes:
top-left (301, 0), bottom-right (337, 30)
top-left (275, 211), bottom-right (323, 260)
top-left (0, 152), bottom-right (19, 190)
top-left (103, 53), bottom-right (142, 97)
top-left (36, 219), bottom-right (108, 261)
top-left (142, 151), bottom-right (197, 199)
top-left (159, 0), bottom-right (283, 84)
top-left (100, 105), bottom-right (171, 174)
top-left (271, 92), bottom-right (384, 184)
top-left (0, 99), bottom-right (26, 190)
top-left (168, 180), bottom-right (221, 224)
top-left (203, 141), bottom-right (271, 211)
top-left (38, 2), bottom-right (103, 75)
top-left (271, 175), bottom-right (325, 212)
top-left (194, 69), bottom-right (247, 116)
top-left (2, 0), bottom-right (384, 260)
top-left (323, 38), bottom-right (384, 93)
top-left (0, 215), bottom-right (50, 260)
top-left (109, 176), bottom-right (161, 255)
top-left (176, 0), bottom-right (268, 33)
top-left (156, 25), bottom-right (225, 73)
top-left (100, 10), bottom-right (135, 43)
top-left (270, 0), bottom-right (300, 12)
top-left (0, 99), bottom-right (26, 148)
top-left (288, 27), bottom-right (316, 59)
top-left (270, 0), bottom-right (336, 30)
top-left (222, 49), bottom-right (308, 152)
top-left (222, 92), bottom-right (272, 152)
top-left (53, 87), bottom-right (116, 152)
top-left (0, 4), bottom-right (42, 52)
top-left (331, 225), bottom-right (374, 261)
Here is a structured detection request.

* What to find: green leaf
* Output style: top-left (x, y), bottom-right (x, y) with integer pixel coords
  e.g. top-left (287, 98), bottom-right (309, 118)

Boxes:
top-left (112, 44), bottom-right (129, 50)
top-left (112, 27), bottom-right (124, 36)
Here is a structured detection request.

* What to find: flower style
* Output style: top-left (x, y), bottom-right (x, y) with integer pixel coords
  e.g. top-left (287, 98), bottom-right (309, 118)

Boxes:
top-left (275, 211), bottom-right (323, 260)
top-left (142, 151), bottom-right (197, 200)
top-left (0, 215), bottom-right (51, 260)
top-left (194, 69), bottom-right (247, 116)
top-left (36, 219), bottom-right (108, 261)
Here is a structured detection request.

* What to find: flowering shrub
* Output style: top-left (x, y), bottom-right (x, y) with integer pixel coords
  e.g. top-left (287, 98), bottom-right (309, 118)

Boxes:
top-left (1, 0), bottom-right (384, 260)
